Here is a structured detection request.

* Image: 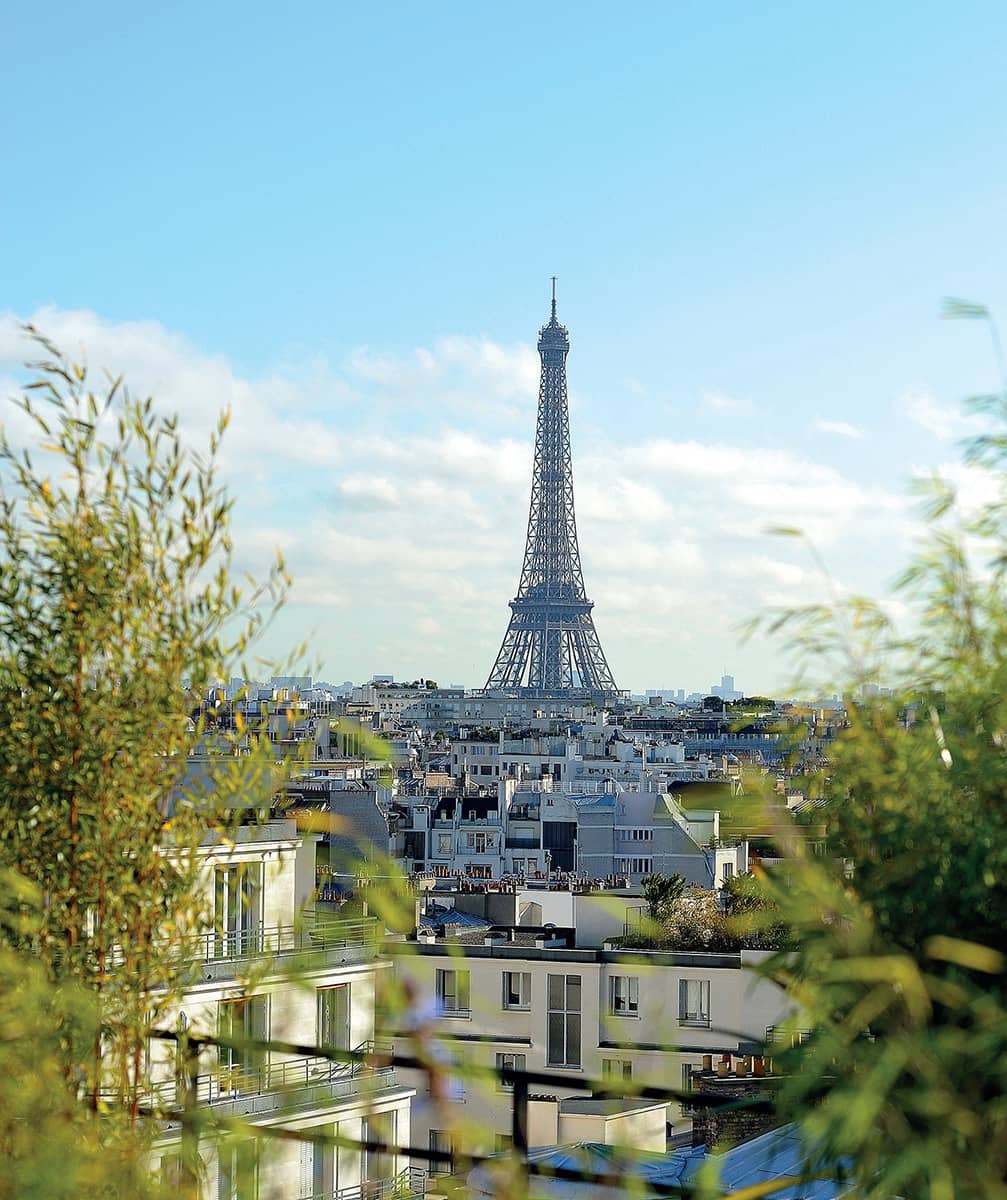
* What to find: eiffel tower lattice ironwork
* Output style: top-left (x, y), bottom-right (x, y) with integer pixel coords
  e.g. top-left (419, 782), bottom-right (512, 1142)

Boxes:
top-left (485, 283), bottom-right (620, 697)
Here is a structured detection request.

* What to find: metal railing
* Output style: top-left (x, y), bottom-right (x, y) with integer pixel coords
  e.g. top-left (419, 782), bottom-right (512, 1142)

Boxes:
top-left (765, 1024), bottom-right (813, 1046)
top-left (171, 916), bottom-right (378, 966)
top-left (298, 1166), bottom-right (427, 1200)
top-left (142, 1041), bottom-right (397, 1112)
top-left (149, 1028), bottom-right (787, 1200)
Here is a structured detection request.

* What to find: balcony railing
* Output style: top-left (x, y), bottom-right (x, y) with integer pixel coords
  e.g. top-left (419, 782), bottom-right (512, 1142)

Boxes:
top-left (144, 1043), bottom-right (400, 1119)
top-left (169, 916), bottom-right (379, 977)
top-left (147, 1028), bottom-right (777, 1198)
top-left (299, 1166), bottom-right (427, 1200)
top-left (765, 1024), bottom-right (813, 1046)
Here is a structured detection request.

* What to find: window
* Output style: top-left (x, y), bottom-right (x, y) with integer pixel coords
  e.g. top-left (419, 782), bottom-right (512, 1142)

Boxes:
top-left (495, 1133), bottom-right (514, 1153)
top-left (217, 996), bottom-right (268, 1088)
top-left (602, 1058), bottom-right (633, 1081)
top-left (502, 971), bottom-right (531, 1010)
top-left (723, 861), bottom-right (734, 880)
top-left (365, 1111), bottom-right (397, 1186)
top-left (214, 863), bottom-right (262, 957)
top-left (679, 979), bottom-right (711, 1027)
top-left (631, 857), bottom-right (653, 875)
top-left (317, 984), bottom-right (350, 1052)
top-left (609, 975), bottom-right (639, 1017)
top-left (299, 1131), bottom-right (338, 1198)
top-left (496, 1051), bottom-right (527, 1089)
top-left (429, 1129), bottom-right (455, 1176)
top-left (681, 1063), bottom-right (695, 1116)
top-left (547, 974), bottom-right (582, 1068)
top-left (218, 1139), bottom-right (259, 1200)
top-left (159, 1153), bottom-right (184, 1189)
top-left (436, 968), bottom-right (471, 1016)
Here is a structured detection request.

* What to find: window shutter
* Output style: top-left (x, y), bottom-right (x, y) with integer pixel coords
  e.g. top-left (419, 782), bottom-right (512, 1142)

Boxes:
top-left (299, 1141), bottom-right (312, 1196)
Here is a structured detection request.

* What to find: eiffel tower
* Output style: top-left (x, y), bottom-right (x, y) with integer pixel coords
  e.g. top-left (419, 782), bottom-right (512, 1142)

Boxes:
top-left (485, 282), bottom-right (620, 698)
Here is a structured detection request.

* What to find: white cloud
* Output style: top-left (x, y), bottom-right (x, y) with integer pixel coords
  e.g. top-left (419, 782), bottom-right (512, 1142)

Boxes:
top-left (813, 417), bottom-right (864, 440)
top-left (901, 390), bottom-right (983, 443)
top-left (700, 391), bottom-right (751, 414)
top-left (0, 306), bottom-right (918, 690)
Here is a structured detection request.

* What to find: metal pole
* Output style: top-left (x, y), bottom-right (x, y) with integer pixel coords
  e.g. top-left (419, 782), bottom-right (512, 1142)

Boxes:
top-left (511, 1073), bottom-right (529, 1200)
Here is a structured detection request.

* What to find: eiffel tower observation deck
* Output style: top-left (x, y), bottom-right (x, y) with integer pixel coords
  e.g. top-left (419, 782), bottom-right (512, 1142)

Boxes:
top-left (484, 283), bottom-right (621, 700)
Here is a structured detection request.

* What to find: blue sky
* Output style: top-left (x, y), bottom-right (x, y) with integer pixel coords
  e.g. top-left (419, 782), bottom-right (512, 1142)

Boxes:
top-left (3, 2), bottom-right (1007, 693)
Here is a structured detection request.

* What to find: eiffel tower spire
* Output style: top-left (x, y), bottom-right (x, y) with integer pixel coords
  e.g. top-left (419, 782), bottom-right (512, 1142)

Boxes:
top-left (485, 285), bottom-right (619, 697)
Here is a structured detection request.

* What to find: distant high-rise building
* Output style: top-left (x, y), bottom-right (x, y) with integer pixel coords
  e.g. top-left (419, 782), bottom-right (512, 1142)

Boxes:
top-left (485, 283), bottom-right (619, 699)
top-left (711, 674), bottom-right (742, 701)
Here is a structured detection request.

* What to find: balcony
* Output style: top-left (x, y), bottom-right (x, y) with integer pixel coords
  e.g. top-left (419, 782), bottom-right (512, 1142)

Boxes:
top-left (299, 1167), bottom-right (428, 1200)
top-left (150, 1043), bottom-right (407, 1124)
top-left (171, 916), bottom-right (379, 983)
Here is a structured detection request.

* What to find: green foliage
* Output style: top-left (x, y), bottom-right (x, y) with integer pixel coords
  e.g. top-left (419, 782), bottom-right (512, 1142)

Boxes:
top-left (0, 333), bottom-right (287, 1193)
top-left (621, 875), bottom-right (788, 953)
top-left (640, 871), bottom-right (685, 923)
top-left (751, 318), bottom-right (1007, 1198)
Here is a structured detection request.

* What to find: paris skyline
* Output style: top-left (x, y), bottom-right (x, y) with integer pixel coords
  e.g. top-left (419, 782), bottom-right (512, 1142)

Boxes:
top-left (3, 3), bottom-right (1007, 693)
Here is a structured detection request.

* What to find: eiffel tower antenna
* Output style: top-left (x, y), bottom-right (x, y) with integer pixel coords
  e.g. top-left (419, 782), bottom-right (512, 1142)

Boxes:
top-left (484, 286), bottom-right (620, 698)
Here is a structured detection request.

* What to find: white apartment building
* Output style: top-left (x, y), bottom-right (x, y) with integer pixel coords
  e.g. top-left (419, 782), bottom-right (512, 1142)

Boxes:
top-left (389, 776), bottom-right (746, 889)
top-left (385, 937), bottom-right (789, 1168)
top-left (149, 819), bottom-right (416, 1200)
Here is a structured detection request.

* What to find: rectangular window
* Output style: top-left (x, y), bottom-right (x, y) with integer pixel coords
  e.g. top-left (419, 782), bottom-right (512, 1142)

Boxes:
top-left (681, 1063), bottom-right (695, 1115)
top-left (602, 1058), bottom-right (633, 1081)
top-left (299, 1128), bottom-right (336, 1198)
top-left (495, 1133), bottom-right (514, 1153)
top-left (365, 1111), bottom-right (397, 1186)
top-left (609, 975), bottom-right (639, 1017)
top-left (496, 1051), bottom-right (526, 1090)
top-left (436, 968), bottom-right (471, 1016)
top-left (159, 1154), bottom-right (184, 1189)
top-left (214, 863), bottom-right (262, 958)
top-left (217, 995), bottom-right (268, 1089)
top-left (429, 1129), bottom-right (455, 1177)
top-left (723, 862), bottom-right (734, 880)
top-left (502, 971), bottom-right (531, 1010)
top-left (678, 979), bottom-right (711, 1027)
top-left (316, 983), bottom-right (351, 1052)
top-left (218, 1139), bottom-right (259, 1200)
top-left (547, 974), bottom-right (582, 1068)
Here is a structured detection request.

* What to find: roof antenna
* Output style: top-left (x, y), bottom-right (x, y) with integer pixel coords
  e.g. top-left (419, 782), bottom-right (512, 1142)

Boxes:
top-left (551, 275), bottom-right (557, 320)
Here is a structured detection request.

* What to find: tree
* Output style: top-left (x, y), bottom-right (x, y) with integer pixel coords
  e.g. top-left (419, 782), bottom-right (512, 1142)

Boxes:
top-left (0, 331), bottom-right (287, 1196)
top-left (752, 305), bottom-right (1007, 1198)
top-left (721, 871), bottom-right (788, 950)
top-left (641, 871), bottom-right (685, 924)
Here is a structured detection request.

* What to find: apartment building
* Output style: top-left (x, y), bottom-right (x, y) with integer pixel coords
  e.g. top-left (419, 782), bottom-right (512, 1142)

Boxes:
top-left (389, 778), bottom-right (743, 887)
top-left (149, 818), bottom-right (416, 1200)
top-left (384, 933), bottom-right (789, 1166)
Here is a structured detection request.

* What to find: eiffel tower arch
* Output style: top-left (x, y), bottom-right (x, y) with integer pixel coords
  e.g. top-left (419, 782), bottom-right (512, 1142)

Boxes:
top-left (484, 284), bottom-right (620, 700)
